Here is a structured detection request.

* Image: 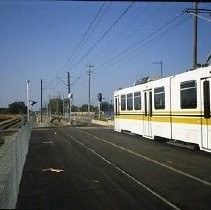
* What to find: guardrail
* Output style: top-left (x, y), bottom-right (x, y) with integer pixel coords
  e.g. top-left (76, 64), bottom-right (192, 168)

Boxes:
top-left (0, 122), bottom-right (32, 209)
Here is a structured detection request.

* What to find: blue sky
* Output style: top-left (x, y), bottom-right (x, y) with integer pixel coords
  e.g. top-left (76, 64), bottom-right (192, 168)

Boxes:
top-left (0, 1), bottom-right (211, 109)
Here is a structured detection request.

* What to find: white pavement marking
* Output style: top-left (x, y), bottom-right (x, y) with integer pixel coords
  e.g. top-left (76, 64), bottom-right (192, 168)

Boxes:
top-left (77, 129), bottom-right (211, 188)
top-left (58, 129), bottom-right (181, 210)
top-left (42, 141), bottom-right (53, 144)
top-left (42, 168), bottom-right (64, 173)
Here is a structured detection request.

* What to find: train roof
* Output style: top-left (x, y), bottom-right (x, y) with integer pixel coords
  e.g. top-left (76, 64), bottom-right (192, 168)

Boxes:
top-left (114, 65), bottom-right (211, 95)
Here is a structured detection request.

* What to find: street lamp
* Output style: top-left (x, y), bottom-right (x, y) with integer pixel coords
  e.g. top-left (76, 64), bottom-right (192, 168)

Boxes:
top-left (26, 80), bottom-right (30, 122)
top-left (153, 61), bottom-right (163, 78)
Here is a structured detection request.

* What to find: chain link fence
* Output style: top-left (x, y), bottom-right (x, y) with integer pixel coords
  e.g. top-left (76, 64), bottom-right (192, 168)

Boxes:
top-left (0, 122), bottom-right (32, 209)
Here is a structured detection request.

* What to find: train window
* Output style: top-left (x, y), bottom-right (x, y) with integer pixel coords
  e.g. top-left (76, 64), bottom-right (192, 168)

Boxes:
top-left (127, 93), bottom-right (133, 110)
top-left (134, 91), bottom-right (141, 110)
top-left (121, 95), bottom-right (126, 111)
top-left (180, 80), bottom-right (197, 109)
top-left (154, 86), bottom-right (165, 109)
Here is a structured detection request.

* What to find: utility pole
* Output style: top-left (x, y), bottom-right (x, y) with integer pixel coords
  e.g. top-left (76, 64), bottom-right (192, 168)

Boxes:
top-left (185, 5), bottom-right (211, 69)
top-left (193, 2), bottom-right (198, 69)
top-left (26, 80), bottom-right (30, 122)
top-left (86, 64), bottom-right (94, 118)
top-left (46, 102), bottom-right (48, 117)
top-left (63, 93), bottom-right (65, 117)
top-left (56, 96), bottom-right (58, 116)
top-left (67, 72), bottom-right (71, 125)
top-left (41, 79), bottom-right (43, 122)
top-left (49, 95), bottom-right (51, 119)
top-left (68, 72), bottom-right (70, 96)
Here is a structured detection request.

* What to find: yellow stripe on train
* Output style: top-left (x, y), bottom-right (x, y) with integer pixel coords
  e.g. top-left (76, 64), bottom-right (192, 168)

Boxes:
top-left (115, 115), bottom-right (211, 125)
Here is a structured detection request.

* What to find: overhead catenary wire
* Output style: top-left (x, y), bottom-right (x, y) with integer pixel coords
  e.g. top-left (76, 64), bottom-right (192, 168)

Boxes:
top-left (42, 2), bottom-right (106, 89)
top-left (98, 12), bottom-right (185, 69)
top-left (67, 2), bottom-right (135, 73)
top-left (92, 3), bottom-right (165, 61)
top-left (94, 4), bottom-right (211, 74)
top-left (189, 12), bottom-right (211, 23)
top-left (66, 10), bottom-right (189, 88)
top-left (65, 1), bottom-right (107, 68)
top-left (54, 3), bottom-right (111, 92)
top-left (98, 14), bottom-right (191, 73)
top-left (66, 1), bottom-right (112, 71)
top-left (58, 2), bottom-right (135, 89)
top-left (45, 4), bottom-right (210, 101)
top-left (46, 2), bottom-right (134, 92)
top-left (112, 3), bottom-right (166, 48)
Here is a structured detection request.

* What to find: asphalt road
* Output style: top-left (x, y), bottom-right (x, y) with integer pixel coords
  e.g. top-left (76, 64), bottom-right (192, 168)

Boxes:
top-left (16, 125), bottom-right (211, 210)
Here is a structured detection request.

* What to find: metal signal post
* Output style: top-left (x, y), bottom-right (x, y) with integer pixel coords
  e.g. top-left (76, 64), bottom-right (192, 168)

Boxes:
top-left (86, 64), bottom-right (94, 118)
top-left (26, 80), bottom-right (30, 122)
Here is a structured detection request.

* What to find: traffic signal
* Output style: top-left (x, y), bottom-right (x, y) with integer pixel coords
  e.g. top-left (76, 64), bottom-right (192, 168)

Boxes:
top-left (97, 93), bottom-right (102, 102)
top-left (68, 93), bottom-right (73, 100)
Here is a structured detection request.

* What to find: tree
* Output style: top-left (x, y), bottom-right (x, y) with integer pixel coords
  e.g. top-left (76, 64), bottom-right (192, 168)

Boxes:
top-left (79, 104), bottom-right (88, 112)
top-left (48, 98), bottom-right (78, 115)
top-left (0, 108), bottom-right (8, 114)
top-left (48, 98), bottom-right (63, 115)
top-left (8, 101), bottom-right (27, 114)
top-left (101, 101), bottom-right (114, 113)
top-left (71, 105), bottom-right (78, 112)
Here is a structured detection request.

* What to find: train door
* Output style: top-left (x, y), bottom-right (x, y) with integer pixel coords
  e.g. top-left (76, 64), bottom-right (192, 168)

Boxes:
top-left (114, 96), bottom-right (120, 131)
top-left (201, 79), bottom-right (211, 151)
top-left (143, 89), bottom-right (153, 138)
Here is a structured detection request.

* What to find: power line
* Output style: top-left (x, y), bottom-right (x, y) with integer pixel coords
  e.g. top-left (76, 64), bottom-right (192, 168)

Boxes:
top-left (98, 12), bottom-right (185, 69)
top-left (92, 3), bottom-right (165, 62)
top-left (65, 2), bottom-right (107, 67)
top-left (43, 2), bottom-right (106, 89)
top-left (39, 2), bottom-right (133, 94)
top-left (184, 4), bottom-right (211, 69)
top-left (118, 15), bottom-right (190, 65)
top-left (42, 81), bottom-right (54, 90)
top-left (60, 2), bottom-right (134, 89)
top-left (127, 16), bottom-right (190, 67)
top-left (70, 74), bottom-right (84, 86)
top-left (67, 1), bottom-right (112, 69)
top-left (67, 2), bottom-right (134, 72)
top-left (66, 10), bottom-right (188, 88)
top-left (45, 4), bottom-right (207, 96)
top-left (189, 12), bottom-right (211, 23)
top-left (92, 13), bottom-right (190, 80)
top-left (86, 64), bottom-right (94, 115)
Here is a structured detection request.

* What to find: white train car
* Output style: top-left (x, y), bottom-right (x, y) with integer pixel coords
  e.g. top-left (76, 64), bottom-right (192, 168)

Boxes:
top-left (114, 65), bottom-right (211, 153)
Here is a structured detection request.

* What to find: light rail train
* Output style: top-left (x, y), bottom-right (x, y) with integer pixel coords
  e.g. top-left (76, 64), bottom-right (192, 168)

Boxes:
top-left (114, 65), bottom-right (211, 153)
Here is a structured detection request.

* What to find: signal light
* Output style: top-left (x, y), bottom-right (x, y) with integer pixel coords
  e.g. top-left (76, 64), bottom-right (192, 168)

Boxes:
top-left (97, 93), bottom-right (102, 102)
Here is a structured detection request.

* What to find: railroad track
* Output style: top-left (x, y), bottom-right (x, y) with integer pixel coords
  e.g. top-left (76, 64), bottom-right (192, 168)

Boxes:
top-left (0, 118), bottom-right (22, 130)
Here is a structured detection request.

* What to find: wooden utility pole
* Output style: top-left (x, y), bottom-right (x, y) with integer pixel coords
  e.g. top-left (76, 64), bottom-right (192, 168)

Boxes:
top-left (86, 64), bottom-right (94, 117)
top-left (67, 72), bottom-right (71, 124)
top-left (185, 5), bottom-right (211, 68)
top-left (27, 80), bottom-right (30, 122)
top-left (193, 2), bottom-right (198, 69)
top-left (41, 79), bottom-right (43, 122)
